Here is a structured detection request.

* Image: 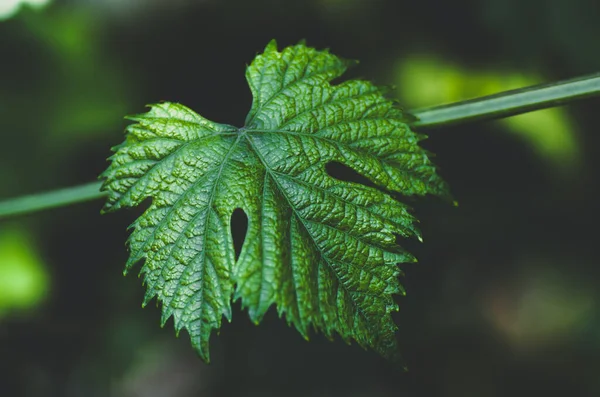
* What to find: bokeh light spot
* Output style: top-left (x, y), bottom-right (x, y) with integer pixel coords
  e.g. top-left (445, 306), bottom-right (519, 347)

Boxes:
top-left (0, 224), bottom-right (50, 316)
top-left (0, 0), bottom-right (51, 21)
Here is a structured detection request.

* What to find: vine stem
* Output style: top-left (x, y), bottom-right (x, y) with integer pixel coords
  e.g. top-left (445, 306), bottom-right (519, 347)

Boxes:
top-left (1, 72), bottom-right (599, 219)
top-left (0, 182), bottom-right (105, 219)
top-left (410, 72), bottom-right (600, 128)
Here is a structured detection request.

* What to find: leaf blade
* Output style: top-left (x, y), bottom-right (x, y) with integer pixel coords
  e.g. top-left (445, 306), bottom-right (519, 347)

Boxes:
top-left (101, 41), bottom-right (449, 363)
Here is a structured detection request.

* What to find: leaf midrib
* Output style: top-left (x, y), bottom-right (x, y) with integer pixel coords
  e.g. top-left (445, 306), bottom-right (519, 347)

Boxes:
top-left (156, 133), bottom-right (242, 315)
top-left (243, 133), bottom-right (376, 333)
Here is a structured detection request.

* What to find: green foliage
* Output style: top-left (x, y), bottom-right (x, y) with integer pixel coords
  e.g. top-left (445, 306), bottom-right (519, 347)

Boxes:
top-left (0, 225), bottom-right (49, 315)
top-left (100, 40), bottom-right (449, 362)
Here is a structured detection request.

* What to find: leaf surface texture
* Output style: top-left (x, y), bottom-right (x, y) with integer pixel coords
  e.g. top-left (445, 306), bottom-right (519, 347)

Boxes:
top-left (101, 41), bottom-right (449, 362)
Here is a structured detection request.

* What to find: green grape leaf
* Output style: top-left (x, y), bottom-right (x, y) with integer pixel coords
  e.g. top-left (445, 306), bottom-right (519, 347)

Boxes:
top-left (100, 40), bottom-right (449, 363)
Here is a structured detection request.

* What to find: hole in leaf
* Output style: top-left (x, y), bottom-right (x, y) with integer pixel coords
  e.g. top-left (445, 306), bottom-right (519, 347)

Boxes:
top-left (325, 161), bottom-right (375, 188)
top-left (231, 208), bottom-right (248, 262)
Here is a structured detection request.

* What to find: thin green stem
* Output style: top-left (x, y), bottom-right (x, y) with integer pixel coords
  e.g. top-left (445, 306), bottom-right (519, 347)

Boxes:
top-left (0, 181), bottom-right (106, 220)
top-left (410, 72), bottom-right (600, 128)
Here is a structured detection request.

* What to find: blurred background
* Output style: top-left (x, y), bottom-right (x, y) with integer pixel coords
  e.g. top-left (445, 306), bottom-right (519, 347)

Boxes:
top-left (1, 0), bottom-right (599, 396)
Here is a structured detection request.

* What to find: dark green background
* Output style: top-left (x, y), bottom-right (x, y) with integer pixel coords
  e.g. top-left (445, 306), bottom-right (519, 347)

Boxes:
top-left (1, 0), bottom-right (599, 396)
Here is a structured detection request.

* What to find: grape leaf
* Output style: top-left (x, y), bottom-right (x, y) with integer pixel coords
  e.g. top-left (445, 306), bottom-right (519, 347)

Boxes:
top-left (100, 40), bottom-right (449, 363)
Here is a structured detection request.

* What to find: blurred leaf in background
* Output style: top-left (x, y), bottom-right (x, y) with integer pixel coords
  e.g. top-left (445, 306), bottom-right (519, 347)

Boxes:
top-left (396, 55), bottom-right (581, 177)
top-left (0, 0), bottom-right (50, 21)
top-left (0, 224), bottom-right (49, 316)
